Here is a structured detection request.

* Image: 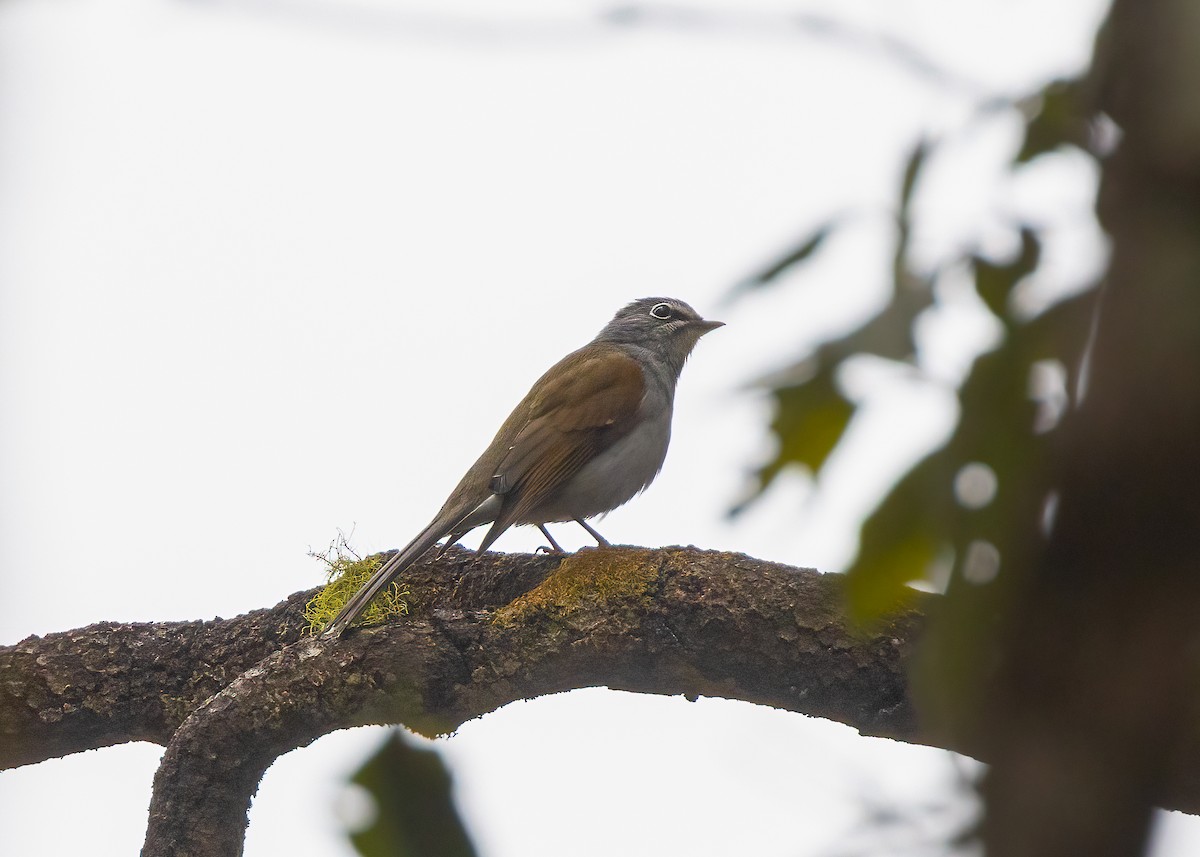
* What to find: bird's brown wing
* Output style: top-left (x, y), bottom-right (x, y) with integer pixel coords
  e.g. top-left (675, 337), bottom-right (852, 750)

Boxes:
top-left (480, 345), bottom-right (646, 544)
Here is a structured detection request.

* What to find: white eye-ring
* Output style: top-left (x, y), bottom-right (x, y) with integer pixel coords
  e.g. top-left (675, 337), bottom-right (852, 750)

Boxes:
top-left (650, 302), bottom-right (673, 320)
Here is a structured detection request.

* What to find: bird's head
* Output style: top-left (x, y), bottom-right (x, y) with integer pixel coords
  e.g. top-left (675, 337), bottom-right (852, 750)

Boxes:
top-left (596, 297), bottom-right (723, 375)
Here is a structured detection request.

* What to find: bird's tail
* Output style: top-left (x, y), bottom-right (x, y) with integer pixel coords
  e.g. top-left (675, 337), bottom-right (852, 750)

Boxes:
top-left (321, 521), bottom-right (448, 638)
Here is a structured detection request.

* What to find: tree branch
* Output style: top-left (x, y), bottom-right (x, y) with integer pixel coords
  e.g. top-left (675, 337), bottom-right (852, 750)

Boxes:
top-left (2, 545), bottom-right (1197, 856)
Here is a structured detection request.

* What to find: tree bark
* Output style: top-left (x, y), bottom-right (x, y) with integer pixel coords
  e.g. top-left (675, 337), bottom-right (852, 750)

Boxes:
top-left (4, 544), bottom-right (1200, 856)
top-left (978, 2), bottom-right (1200, 856)
top-left (6, 545), bottom-right (921, 856)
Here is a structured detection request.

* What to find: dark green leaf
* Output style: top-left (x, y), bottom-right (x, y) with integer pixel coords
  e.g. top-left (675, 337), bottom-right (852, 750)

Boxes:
top-left (753, 370), bottom-right (856, 495)
top-left (349, 733), bottom-right (477, 857)
top-left (845, 451), bottom-right (951, 624)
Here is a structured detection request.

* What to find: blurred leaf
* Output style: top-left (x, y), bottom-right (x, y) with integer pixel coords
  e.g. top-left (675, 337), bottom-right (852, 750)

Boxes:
top-left (751, 370), bottom-right (856, 499)
top-left (856, 285), bottom-right (932, 363)
top-left (349, 733), bottom-right (477, 857)
top-left (736, 277), bottom-right (930, 515)
top-left (1021, 285), bottom-right (1099, 364)
top-left (1015, 77), bottom-right (1091, 163)
top-left (854, 287), bottom-right (1098, 735)
top-left (908, 309), bottom-right (1084, 735)
top-left (972, 227), bottom-right (1042, 319)
top-left (899, 138), bottom-right (932, 220)
top-left (846, 338), bottom-right (1040, 626)
top-left (739, 221), bottom-right (838, 290)
top-left (733, 140), bottom-right (937, 519)
top-left (846, 288), bottom-right (1097, 628)
top-left (893, 139), bottom-right (937, 306)
top-left (845, 451), bottom-right (950, 623)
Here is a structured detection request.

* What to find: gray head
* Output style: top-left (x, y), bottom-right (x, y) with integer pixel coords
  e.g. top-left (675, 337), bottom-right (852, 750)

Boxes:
top-left (594, 297), bottom-right (723, 378)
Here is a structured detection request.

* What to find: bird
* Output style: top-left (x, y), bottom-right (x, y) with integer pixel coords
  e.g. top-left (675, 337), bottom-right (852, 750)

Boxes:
top-left (322, 297), bottom-right (723, 637)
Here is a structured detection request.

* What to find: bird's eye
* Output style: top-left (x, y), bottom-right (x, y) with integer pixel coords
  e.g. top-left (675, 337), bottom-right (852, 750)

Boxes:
top-left (649, 302), bottom-right (673, 320)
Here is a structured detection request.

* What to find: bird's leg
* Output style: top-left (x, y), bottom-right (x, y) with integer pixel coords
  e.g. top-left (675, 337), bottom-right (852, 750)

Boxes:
top-left (574, 518), bottom-right (611, 547)
top-left (536, 525), bottom-right (565, 554)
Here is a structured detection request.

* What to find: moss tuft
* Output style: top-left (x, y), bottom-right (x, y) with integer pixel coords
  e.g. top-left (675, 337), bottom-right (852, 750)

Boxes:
top-left (304, 538), bottom-right (409, 634)
top-left (493, 547), bottom-right (660, 627)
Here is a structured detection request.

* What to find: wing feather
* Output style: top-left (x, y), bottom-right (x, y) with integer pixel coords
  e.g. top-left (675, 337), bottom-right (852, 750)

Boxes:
top-left (485, 346), bottom-right (645, 537)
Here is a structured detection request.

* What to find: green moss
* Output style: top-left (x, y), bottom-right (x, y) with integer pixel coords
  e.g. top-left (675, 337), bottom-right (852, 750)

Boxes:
top-left (492, 547), bottom-right (661, 627)
top-left (304, 544), bottom-right (409, 635)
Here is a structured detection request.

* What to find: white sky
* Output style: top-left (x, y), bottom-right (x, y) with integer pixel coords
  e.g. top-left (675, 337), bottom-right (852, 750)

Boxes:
top-left (4, 0), bottom-right (1195, 855)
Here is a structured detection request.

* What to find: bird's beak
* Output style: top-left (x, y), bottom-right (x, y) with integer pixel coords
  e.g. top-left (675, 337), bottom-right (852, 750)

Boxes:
top-left (694, 319), bottom-right (725, 334)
